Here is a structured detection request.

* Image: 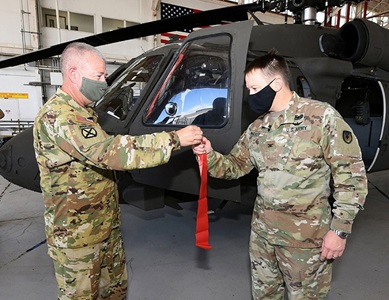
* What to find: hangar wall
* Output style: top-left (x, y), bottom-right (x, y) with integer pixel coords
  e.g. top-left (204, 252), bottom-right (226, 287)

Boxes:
top-left (0, 0), bottom-right (240, 62)
top-left (0, 0), bottom-right (240, 137)
top-left (0, 0), bottom-right (287, 137)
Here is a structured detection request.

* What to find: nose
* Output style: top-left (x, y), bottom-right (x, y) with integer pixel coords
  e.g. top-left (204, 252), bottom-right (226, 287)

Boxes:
top-left (0, 127), bottom-right (41, 192)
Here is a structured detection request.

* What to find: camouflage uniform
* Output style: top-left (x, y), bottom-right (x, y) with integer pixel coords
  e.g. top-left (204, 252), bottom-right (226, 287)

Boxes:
top-left (33, 88), bottom-right (181, 299)
top-left (207, 92), bottom-right (367, 299)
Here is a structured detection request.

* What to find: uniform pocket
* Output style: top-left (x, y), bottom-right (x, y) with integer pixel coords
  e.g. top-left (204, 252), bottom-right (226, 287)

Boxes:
top-left (48, 244), bottom-right (98, 270)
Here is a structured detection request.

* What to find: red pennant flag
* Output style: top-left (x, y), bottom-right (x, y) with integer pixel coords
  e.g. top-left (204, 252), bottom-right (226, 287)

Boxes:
top-left (195, 153), bottom-right (212, 250)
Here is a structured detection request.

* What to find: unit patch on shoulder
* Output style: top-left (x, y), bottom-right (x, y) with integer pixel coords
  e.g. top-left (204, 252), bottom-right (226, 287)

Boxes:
top-left (75, 114), bottom-right (96, 125)
top-left (342, 130), bottom-right (353, 144)
top-left (82, 127), bottom-right (97, 139)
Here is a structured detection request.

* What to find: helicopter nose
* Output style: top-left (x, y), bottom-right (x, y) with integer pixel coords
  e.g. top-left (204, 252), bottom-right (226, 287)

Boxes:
top-left (0, 141), bottom-right (13, 176)
top-left (0, 127), bottom-right (41, 192)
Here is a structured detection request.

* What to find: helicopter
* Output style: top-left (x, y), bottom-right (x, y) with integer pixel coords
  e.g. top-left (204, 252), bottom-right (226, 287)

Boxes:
top-left (0, 0), bottom-right (388, 211)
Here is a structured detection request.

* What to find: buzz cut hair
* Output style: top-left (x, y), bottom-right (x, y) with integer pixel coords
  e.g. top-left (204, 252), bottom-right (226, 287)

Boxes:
top-left (60, 42), bottom-right (106, 75)
top-left (245, 48), bottom-right (291, 88)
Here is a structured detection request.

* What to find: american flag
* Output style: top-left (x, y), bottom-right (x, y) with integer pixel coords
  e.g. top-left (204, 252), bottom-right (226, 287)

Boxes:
top-left (160, 2), bottom-right (202, 44)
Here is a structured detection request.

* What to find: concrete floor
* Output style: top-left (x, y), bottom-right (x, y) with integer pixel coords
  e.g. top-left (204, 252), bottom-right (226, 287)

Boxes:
top-left (0, 170), bottom-right (388, 300)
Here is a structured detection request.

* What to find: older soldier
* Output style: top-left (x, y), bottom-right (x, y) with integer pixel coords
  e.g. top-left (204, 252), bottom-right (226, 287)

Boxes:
top-left (33, 42), bottom-right (203, 300)
top-left (193, 49), bottom-right (367, 299)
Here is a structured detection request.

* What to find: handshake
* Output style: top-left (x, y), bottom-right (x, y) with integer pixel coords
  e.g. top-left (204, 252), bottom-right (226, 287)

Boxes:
top-left (176, 125), bottom-right (213, 154)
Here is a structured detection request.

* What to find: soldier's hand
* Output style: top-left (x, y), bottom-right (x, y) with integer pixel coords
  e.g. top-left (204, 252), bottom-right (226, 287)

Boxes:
top-left (192, 137), bottom-right (212, 154)
top-left (176, 125), bottom-right (203, 147)
top-left (320, 230), bottom-right (346, 261)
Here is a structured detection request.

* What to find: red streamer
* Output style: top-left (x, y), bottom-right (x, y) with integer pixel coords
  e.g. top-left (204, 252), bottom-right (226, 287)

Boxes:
top-left (195, 153), bottom-right (212, 250)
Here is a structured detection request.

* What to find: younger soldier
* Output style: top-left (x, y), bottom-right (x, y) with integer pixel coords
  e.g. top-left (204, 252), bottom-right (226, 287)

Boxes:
top-left (33, 42), bottom-right (203, 300)
top-left (193, 49), bottom-right (367, 299)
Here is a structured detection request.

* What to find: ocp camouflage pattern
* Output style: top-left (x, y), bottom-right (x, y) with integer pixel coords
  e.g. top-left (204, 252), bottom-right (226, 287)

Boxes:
top-left (207, 92), bottom-right (367, 247)
top-left (249, 229), bottom-right (331, 299)
top-left (33, 88), bottom-right (181, 248)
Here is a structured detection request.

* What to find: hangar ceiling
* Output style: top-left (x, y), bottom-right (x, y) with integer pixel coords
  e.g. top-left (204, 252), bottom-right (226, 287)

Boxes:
top-left (219, 0), bottom-right (388, 28)
top-left (368, 0), bottom-right (389, 14)
top-left (356, 0), bottom-right (389, 28)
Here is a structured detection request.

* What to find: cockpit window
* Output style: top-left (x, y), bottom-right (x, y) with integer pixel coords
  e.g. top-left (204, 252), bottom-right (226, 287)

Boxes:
top-left (98, 55), bottom-right (163, 120)
top-left (144, 34), bottom-right (231, 127)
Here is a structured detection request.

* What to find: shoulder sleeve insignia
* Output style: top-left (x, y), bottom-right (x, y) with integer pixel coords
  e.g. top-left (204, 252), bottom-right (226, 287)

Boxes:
top-left (74, 114), bottom-right (96, 125)
top-left (342, 130), bottom-right (353, 144)
top-left (82, 128), bottom-right (97, 139)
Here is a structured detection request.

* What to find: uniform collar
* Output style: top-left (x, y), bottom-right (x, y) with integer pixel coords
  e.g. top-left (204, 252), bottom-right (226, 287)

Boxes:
top-left (56, 88), bottom-right (97, 117)
top-left (260, 92), bottom-right (303, 130)
top-left (282, 92), bottom-right (304, 124)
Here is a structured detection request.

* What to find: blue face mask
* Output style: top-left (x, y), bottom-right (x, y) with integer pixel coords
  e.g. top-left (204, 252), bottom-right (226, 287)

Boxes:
top-left (247, 79), bottom-right (276, 115)
top-left (79, 77), bottom-right (108, 102)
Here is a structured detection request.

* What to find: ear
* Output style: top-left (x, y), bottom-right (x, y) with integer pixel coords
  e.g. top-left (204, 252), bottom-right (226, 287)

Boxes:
top-left (68, 67), bottom-right (78, 84)
top-left (272, 77), bottom-right (283, 92)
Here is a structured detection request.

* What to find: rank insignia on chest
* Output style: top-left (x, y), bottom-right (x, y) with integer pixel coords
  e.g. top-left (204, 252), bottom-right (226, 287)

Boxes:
top-left (294, 114), bottom-right (304, 121)
top-left (81, 127), bottom-right (97, 139)
top-left (342, 130), bottom-right (353, 144)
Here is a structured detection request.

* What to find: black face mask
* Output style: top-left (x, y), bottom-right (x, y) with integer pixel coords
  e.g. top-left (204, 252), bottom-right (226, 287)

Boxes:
top-left (248, 79), bottom-right (276, 115)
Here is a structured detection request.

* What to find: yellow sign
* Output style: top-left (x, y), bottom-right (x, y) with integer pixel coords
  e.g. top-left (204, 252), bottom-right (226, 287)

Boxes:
top-left (0, 92), bottom-right (29, 99)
